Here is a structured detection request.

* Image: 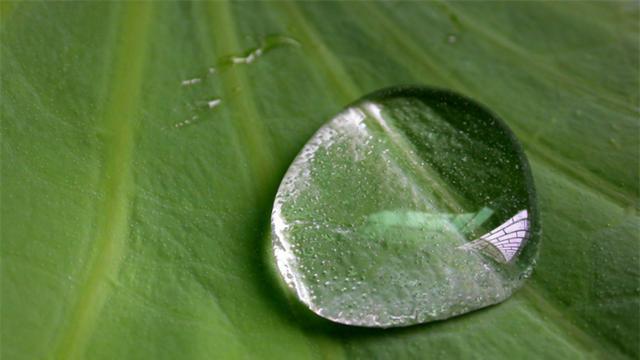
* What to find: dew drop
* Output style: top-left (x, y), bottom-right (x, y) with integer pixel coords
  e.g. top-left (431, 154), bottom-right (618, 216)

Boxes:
top-left (180, 77), bottom-right (201, 87)
top-left (218, 34), bottom-right (300, 68)
top-left (174, 115), bottom-right (199, 129)
top-left (271, 86), bottom-right (540, 327)
top-left (206, 98), bottom-right (222, 109)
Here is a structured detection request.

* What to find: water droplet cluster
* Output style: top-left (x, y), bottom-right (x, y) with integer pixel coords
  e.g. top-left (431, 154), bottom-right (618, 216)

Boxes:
top-left (174, 34), bottom-right (299, 129)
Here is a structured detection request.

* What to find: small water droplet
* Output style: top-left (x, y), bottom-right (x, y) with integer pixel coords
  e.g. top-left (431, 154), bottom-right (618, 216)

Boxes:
top-left (218, 34), bottom-right (300, 68)
top-left (181, 78), bottom-right (201, 87)
top-left (206, 98), bottom-right (222, 109)
top-left (174, 115), bottom-right (199, 129)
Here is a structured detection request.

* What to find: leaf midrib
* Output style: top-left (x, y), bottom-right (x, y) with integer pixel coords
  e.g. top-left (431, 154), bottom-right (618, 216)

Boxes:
top-left (53, 3), bottom-right (153, 359)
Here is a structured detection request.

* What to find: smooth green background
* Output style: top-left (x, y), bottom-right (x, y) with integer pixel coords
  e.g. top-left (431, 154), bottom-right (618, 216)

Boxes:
top-left (1, 1), bottom-right (638, 359)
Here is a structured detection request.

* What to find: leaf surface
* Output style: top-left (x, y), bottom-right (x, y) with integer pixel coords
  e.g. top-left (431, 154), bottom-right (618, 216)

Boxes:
top-left (1, 1), bottom-right (638, 359)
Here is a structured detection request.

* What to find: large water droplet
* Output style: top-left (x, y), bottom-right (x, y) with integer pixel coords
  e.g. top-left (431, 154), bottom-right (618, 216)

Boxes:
top-left (271, 86), bottom-right (540, 327)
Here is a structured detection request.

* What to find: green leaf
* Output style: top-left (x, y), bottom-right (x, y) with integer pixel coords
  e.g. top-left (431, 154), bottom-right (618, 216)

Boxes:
top-left (1, 1), bottom-right (638, 359)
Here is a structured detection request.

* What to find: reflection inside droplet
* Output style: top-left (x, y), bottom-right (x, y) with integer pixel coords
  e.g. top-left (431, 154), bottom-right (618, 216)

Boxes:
top-left (460, 209), bottom-right (530, 263)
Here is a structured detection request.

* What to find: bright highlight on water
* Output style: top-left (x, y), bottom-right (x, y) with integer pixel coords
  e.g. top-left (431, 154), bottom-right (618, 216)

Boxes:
top-left (271, 86), bottom-right (540, 327)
